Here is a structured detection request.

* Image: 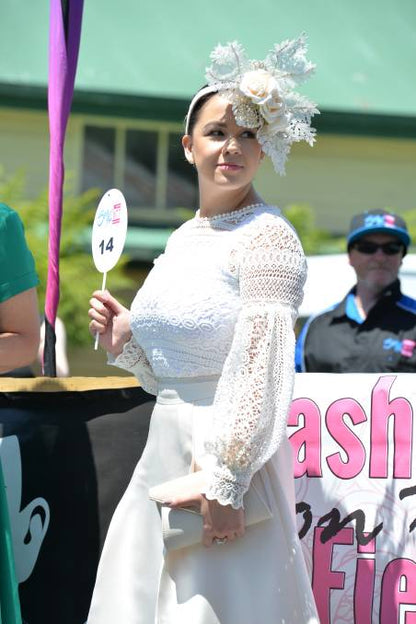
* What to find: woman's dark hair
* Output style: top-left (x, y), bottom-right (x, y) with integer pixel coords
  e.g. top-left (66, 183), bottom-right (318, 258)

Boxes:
top-left (185, 86), bottom-right (218, 135)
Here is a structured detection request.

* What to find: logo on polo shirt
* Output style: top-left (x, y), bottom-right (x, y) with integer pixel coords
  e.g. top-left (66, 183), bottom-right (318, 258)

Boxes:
top-left (364, 214), bottom-right (396, 229)
top-left (383, 337), bottom-right (416, 358)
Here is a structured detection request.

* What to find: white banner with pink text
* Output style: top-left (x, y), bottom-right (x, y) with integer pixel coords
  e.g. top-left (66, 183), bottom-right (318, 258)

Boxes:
top-left (290, 373), bottom-right (416, 624)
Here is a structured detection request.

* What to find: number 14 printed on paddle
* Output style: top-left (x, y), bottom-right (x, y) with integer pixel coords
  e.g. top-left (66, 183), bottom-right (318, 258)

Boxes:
top-left (99, 237), bottom-right (114, 255)
top-left (91, 189), bottom-right (128, 350)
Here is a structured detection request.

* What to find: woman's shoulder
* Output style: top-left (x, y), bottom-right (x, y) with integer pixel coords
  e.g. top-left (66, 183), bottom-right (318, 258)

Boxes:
top-left (162, 205), bottom-right (300, 247)
top-left (163, 217), bottom-right (194, 247)
top-left (248, 204), bottom-right (291, 227)
top-left (243, 205), bottom-right (303, 250)
top-left (150, 214), bottom-right (198, 263)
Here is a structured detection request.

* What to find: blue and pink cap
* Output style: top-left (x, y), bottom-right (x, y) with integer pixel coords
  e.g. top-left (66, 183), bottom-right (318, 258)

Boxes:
top-left (347, 209), bottom-right (411, 249)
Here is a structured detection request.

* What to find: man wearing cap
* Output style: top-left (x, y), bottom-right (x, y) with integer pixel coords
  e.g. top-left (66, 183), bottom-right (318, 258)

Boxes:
top-left (296, 209), bottom-right (416, 372)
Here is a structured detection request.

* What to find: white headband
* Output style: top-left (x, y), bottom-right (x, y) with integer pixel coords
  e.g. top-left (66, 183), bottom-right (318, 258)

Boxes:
top-left (185, 85), bottom-right (218, 135)
top-left (184, 35), bottom-right (319, 175)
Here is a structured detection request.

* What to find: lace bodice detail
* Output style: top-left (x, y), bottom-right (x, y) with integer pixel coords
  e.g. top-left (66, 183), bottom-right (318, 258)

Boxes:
top-left (112, 204), bottom-right (306, 507)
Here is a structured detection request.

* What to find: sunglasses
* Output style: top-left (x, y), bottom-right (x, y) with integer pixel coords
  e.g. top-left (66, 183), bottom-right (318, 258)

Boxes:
top-left (351, 241), bottom-right (404, 256)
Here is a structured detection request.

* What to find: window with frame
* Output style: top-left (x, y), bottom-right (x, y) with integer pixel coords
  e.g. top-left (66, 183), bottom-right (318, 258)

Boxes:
top-left (82, 123), bottom-right (198, 223)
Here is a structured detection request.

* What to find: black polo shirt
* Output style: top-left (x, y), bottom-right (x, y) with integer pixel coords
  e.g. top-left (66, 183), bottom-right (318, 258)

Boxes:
top-left (295, 280), bottom-right (416, 372)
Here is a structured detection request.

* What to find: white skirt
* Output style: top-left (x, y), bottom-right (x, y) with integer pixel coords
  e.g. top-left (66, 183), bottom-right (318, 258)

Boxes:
top-left (87, 377), bottom-right (319, 624)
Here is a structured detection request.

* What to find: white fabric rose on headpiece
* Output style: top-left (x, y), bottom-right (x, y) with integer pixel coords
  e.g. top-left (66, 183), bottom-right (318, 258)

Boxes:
top-left (260, 91), bottom-right (289, 130)
top-left (204, 34), bottom-right (319, 174)
top-left (239, 70), bottom-right (278, 106)
top-left (240, 70), bottom-right (290, 133)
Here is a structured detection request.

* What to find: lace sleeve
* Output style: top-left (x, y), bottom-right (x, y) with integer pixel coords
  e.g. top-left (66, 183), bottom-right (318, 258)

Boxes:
top-left (202, 216), bottom-right (307, 508)
top-left (107, 335), bottom-right (158, 396)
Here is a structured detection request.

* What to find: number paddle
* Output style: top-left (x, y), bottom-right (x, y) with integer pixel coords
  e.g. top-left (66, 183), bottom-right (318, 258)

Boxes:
top-left (91, 189), bottom-right (128, 350)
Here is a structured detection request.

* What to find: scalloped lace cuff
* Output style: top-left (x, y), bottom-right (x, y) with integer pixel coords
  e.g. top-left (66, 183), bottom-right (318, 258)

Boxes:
top-left (107, 336), bottom-right (138, 371)
top-left (107, 337), bottom-right (157, 395)
top-left (204, 466), bottom-right (251, 510)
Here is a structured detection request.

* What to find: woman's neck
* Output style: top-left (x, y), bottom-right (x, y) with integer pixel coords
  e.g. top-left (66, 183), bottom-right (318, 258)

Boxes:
top-left (198, 186), bottom-right (263, 218)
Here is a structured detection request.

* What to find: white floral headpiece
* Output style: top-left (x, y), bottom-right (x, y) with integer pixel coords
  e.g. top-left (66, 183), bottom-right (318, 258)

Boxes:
top-left (185, 34), bottom-right (319, 175)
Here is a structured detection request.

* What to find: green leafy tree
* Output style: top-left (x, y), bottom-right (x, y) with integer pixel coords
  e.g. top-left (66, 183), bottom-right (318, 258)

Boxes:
top-left (283, 203), bottom-right (344, 254)
top-left (0, 168), bottom-right (132, 346)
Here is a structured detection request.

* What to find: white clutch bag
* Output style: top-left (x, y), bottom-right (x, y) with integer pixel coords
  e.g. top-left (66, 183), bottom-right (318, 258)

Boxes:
top-left (149, 470), bottom-right (272, 551)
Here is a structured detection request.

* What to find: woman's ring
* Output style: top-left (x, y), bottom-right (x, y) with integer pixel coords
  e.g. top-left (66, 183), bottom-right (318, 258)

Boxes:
top-left (214, 537), bottom-right (228, 545)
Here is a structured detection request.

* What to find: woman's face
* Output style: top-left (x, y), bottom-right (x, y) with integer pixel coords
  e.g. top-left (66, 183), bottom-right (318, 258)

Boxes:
top-left (182, 94), bottom-right (263, 195)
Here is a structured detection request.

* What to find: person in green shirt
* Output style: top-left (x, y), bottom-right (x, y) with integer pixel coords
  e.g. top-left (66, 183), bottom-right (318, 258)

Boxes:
top-left (0, 203), bottom-right (40, 624)
top-left (0, 204), bottom-right (40, 374)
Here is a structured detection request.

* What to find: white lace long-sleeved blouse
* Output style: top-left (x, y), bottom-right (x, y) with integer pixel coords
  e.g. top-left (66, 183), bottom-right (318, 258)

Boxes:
top-left (111, 203), bottom-right (307, 508)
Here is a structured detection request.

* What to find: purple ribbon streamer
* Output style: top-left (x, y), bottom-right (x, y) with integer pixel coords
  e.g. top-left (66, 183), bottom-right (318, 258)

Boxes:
top-left (44, 0), bottom-right (84, 374)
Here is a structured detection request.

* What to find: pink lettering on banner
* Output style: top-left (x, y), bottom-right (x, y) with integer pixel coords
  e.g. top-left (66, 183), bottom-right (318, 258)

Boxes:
top-left (354, 535), bottom-right (376, 624)
top-left (326, 398), bottom-right (367, 479)
top-left (380, 558), bottom-right (416, 623)
top-left (357, 534), bottom-right (376, 554)
top-left (354, 559), bottom-right (375, 624)
top-left (312, 527), bottom-right (354, 624)
top-left (288, 398), bottom-right (322, 477)
top-left (291, 376), bottom-right (416, 622)
top-left (112, 202), bottom-right (121, 224)
top-left (369, 376), bottom-right (413, 479)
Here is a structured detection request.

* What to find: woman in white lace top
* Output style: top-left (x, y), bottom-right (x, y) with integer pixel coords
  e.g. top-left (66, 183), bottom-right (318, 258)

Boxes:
top-left (87, 38), bottom-right (320, 624)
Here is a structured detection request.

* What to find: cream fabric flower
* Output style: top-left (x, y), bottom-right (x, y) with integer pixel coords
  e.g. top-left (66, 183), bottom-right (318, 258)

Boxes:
top-left (260, 91), bottom-right (289, 131)
top-left (239, 70), bottom-right (278, 106)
